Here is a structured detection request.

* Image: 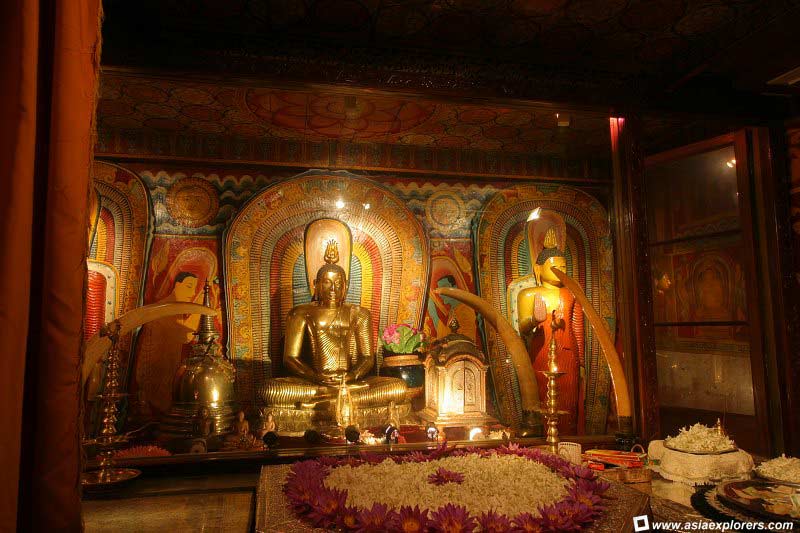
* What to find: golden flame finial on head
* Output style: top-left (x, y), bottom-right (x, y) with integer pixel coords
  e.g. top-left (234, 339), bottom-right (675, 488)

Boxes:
top-left (324, 239), bottom-right (340, 265)
top-left (543, 227), bottom-right (558, 249)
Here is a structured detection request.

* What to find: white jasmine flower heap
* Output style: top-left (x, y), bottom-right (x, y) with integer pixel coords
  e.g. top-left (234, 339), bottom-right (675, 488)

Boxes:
top-left (325, 454), bottom-right (568, 518)
top-left (664, 423), bottom-right (736, 453)
top-left (756, 455), bottom-right (800, 483)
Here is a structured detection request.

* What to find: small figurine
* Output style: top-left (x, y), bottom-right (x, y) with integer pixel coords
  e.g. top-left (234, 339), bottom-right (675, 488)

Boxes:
top-left (192, 406), bottom-right (215, 438)
top-left (226, 410), bottom-right (255, 447)
top-left (252, 408), bottom-right (276, 439)
top-left (264, 411), bottom-right (276, 433)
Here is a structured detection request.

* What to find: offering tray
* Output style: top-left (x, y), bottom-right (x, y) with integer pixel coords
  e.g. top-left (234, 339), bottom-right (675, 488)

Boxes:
top-left (753, 470), bottom-right (800, 487)
top-left (650, 439), bottom-right (754, 486)
top-left (663, 442), bottom-right (738, 455)
top-left (716, 479), bottom-right (800, 523)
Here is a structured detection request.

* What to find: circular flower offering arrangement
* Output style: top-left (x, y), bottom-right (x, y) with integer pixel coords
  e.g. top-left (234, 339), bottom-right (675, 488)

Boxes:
top-left (284, 444), bottom-right (610, 531)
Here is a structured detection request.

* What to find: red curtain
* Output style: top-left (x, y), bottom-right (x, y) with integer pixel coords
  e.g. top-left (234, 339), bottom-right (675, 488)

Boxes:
top-left (0, 0), bottom-right (101, 530)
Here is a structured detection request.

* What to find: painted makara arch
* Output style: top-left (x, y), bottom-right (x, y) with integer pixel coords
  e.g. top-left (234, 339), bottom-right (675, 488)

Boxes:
top-left (474, 184), bottom-right (615, 433)
top-left (224, 171), bottom-right (430, 406)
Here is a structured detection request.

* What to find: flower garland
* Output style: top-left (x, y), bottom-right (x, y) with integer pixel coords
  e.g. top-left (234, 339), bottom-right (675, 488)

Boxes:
top-left (283, 443), bottom-right (610, 532)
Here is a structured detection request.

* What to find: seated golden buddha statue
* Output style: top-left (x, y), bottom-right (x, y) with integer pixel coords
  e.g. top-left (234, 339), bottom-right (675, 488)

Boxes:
top-left (259, 240), bottom-right (411, 431)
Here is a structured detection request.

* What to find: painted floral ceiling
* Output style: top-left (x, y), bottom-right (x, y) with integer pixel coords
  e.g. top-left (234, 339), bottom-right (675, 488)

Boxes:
top-left (103, 0), bottom-right (796, 82)
top-left (98, 73), bottom-right (611, 156)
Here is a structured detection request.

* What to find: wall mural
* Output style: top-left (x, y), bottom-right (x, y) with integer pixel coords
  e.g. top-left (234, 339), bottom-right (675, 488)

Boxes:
top-left (130, 236), bottom-right (222, 419)
top-left (100, 163), bottom-right (615, 433)
top-left (84, 162), bottom-right (152, 401)
top-left (424, 243), bottom-right (479, 345)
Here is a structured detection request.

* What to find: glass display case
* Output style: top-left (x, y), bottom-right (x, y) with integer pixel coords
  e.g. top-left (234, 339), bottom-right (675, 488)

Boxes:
top-left (644, 136), bottom-right (771, 455)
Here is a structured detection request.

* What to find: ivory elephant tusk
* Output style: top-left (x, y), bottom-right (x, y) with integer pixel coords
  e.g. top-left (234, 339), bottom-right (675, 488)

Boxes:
top-left (434, 287), bottom-right (539, 411)
top-left (551, 267), bottom-right (632, 418)
top-left (82, 302), bottom-right (218, 386)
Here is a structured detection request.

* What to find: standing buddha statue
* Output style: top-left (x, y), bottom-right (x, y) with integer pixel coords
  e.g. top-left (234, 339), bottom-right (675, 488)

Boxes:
top-left (517, 221), bottom-right (585, 435)
top-left (259, 240), bottom-right (409, 423)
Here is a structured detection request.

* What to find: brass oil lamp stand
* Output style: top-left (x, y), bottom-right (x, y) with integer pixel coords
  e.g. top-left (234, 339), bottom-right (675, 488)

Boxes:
top-left (81, 321), bottom-right (141, 488)
top-left (536, 335), bottom-right (567, 454)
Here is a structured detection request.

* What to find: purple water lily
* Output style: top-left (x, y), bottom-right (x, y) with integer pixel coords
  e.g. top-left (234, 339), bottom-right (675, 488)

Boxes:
top-left (356, 502), bottom-right (398, 532)
top-left (429, 503), bottom-right (477, 533)
top-left (477, 510), bottom-right (513, 532)
top-left (427, 467), bottom-right (465, 486)
top-left (397, 505), bottom-right (429, 533)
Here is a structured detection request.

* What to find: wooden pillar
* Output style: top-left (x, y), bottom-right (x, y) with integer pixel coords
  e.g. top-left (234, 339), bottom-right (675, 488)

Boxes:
top-left (749, 125), bottom-right (798, 455)
top-left (609, 116), bottom-right (658, 442)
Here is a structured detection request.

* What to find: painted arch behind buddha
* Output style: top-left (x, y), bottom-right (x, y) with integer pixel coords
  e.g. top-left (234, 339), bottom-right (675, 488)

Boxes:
top-left (224, 171), bottom-right (430, 405)
top-left (85, 162), bottom-right (152, 372)
top-left (475, 184), bottom-right (615, 433)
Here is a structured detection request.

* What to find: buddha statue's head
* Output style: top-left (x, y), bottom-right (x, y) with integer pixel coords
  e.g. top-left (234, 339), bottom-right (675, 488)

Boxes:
top-left (314, 240), bottom-right (348, 307)
top-left (534, 227), bottom-right (566, 286)
top-left (310, 239), bottom-right (349, 307)
top-left (314, 264), bottom-right (347, 307)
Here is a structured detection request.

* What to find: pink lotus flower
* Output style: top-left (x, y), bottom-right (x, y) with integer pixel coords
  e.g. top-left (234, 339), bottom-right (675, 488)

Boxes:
top-left (382, 323), bottom-right (403, 344)
top-left (478, 510), bottom-right (513, 532)
top-left (427, 467), bottom-right (465, 486)
top-left (511, 512), bottom-right (544, 533)
top-left (397, 505), bottom-right (429, 533)
top-left (381, 323), bottom-right (423, 353)
top-left (429, 503), bottom-right (477, 533)
top-left (356, 502), bottom-right (398, 532)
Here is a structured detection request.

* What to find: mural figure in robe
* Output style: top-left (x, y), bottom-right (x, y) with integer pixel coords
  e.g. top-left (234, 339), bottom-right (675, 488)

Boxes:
top-left (426, 274), bottom-right (476, 341)
top-left (517, 213), bottom-right (585, 435)
top-left (133, 271), bottom-right (204, 417)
